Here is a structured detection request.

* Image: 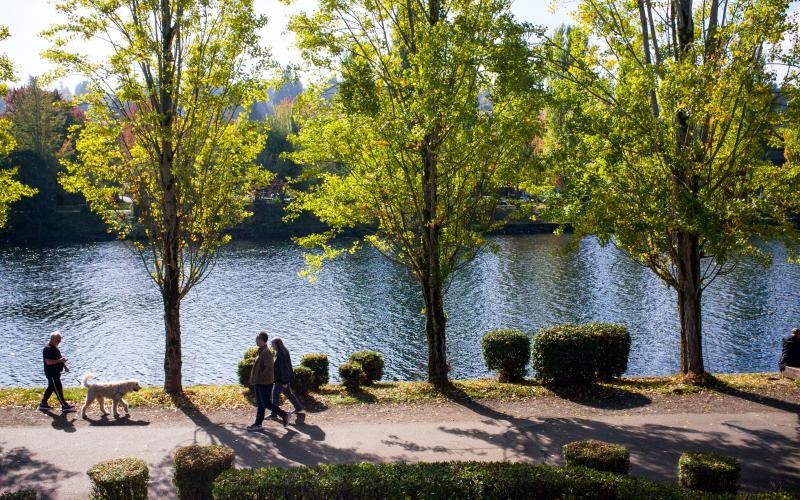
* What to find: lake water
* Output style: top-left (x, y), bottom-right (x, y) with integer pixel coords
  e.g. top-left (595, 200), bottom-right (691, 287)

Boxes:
top-left (2, 235), bottom-right (798, 387)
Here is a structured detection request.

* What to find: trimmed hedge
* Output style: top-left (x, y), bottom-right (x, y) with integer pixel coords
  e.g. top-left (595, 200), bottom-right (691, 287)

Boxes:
top-left (237, 347), bottom-right (259, 388)
top-left (212, 462), bottom-right (701, 499)
top-left (338, 362), bottom-right (366, 389)
top-left (0, 491), bottom-right (36, 500)
top-left (591, 323), bottom-right (631, 380)
top-left (348, 351), bottom-right (384, 383)
top-left (532, 323), bottom-right (630, 384)
top-left (292, 366), bottom-right (315, 395)
top-left (87, 457), bottom-right (148, 500)
top-left (300, 354), bottom-right (329, 389)
top-left (173, 445), bottom-right (235, 500)
top-left (481, 329), bottom-right (530, 382)
top-left (678, 452), bottom-right (740, 494)
top-left (562, 439), bottom-right (630, 475)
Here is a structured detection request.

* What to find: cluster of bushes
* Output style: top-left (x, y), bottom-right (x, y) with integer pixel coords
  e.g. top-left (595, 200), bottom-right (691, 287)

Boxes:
top-left (339, 350), bottom-right (384, 389)
top-left (481, 323), bottom-right (631, 384)
top-left (237, 347), bottom-right (385, 394)
top-left (237, 349), bottom-right (330, 395)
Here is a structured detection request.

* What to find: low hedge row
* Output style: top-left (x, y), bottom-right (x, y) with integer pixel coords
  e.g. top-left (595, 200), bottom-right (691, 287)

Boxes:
top-left (532, 323), bottom-right (631, 384)
top-left (212, 462), bottom-right (700, 499)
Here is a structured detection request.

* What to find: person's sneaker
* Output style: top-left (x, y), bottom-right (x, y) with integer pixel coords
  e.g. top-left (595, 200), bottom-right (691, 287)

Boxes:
top-left (37, 404), bottom-right (53, 411)
top-left (267, 413), bottom-right (277, 419)
top-left (61, 404), bottom-right (76, 413)
top-left (246, 424), bottom-right (263, 432)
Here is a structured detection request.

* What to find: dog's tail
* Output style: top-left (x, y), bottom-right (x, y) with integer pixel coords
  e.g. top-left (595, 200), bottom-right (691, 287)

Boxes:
top-left (79, 372), bottom-right (95, 387)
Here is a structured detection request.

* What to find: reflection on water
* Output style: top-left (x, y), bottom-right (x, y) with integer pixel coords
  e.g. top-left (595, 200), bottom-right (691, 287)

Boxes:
top-left (1, 235), bottom-right (799, 387)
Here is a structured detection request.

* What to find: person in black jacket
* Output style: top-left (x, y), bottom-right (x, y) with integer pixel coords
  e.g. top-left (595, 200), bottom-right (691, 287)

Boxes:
top-left (269, 338), bottom-right (305, 417)
top-left (779, 328), bottom-right (800, 372)
top-left (39, 331), bottom-right (76, 412)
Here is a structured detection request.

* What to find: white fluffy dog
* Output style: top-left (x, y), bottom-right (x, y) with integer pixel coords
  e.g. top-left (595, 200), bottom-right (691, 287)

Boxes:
top-left (80, 373), bottom-right (142, 419)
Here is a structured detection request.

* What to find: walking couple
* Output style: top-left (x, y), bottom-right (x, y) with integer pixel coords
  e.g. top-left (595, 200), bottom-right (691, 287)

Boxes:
top-left (247, 331), bottom-right (304, 431)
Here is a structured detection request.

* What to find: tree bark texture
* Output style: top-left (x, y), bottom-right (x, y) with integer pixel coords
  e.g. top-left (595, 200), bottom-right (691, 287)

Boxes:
top-left (675, 231), bottom-right (705, 376)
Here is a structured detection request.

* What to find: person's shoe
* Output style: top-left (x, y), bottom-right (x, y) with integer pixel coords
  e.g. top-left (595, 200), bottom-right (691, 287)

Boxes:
top-left (61, 404), bottom-right (76, 413)
top-left (37, 404), bottom-right (53, 411)
top-left (246, 424), bottom-right (263, 432)
top-left (267, 413), bottom-right (277, 419)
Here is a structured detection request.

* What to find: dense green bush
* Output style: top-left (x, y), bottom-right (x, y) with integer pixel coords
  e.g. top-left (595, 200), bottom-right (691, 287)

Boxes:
top-left (86, 457), bottom-right (148, 500)
top-left (0, 490), bottom-right (37, 500)
top-left (481, 329), bottom-right (530, 382)
top-left (300, 353), bottom-right (329, 389)
top-left (338, 362), bottom-right (366, 389)
top-left (678, 452), bottom-right (740, 494)
top-left (531, 323), bottom-right (630, 384)
top-left (237, 347), bottom-right (259, 388)
top-left (212, 462), bottom-right (702, 499)
top-left (591, 323), bottom-right (631, 380)
top-left (173, 445), bottom-right (235, 500)
top-left (291, 366), bottom-right (315, 395)
top-left (532, 326), bottom-right (598, 384)
top-left (562, 439), bottom-right (630, 475)
top-left (348, 351), bottom-right (384, 383)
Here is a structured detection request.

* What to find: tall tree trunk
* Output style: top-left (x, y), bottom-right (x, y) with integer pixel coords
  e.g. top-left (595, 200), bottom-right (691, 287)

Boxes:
top-left (421, 278), bottom-right (448, 386)
top-left (421, 125), bottom-right (448, 386)
top-left (160, 0), bottom-right (183, 393)
top-left (163, 288), bottom-right (183, 393)
top-left (675, 231), bottom-right (705, 377)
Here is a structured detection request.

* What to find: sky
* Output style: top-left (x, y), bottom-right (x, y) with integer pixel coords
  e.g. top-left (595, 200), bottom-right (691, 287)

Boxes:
top-left (0, 0), bottom-right (574, 92)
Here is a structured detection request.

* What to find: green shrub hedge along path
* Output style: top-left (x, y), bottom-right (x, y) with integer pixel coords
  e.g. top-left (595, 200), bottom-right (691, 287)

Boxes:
top-left (0, 373), bottom-right (796, 411)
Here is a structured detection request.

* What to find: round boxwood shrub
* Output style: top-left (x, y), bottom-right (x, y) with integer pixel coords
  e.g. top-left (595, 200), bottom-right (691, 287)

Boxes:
top-left (87, 457), bottom-right (149, 500)
top-left (300, 353), bottom-right (329, 389)
top-left (237, 347), bottom-right (259, 388)
top-left (173, 445), bottom-right (235, 500)
top-left (481, 329), bottom-right (530, 382)
top-left (590, 323), bottom-right (631, 381)
top-left (678, 452), bottom-right (740, 494)
top-left (532, 326), bottom-right (597, 384)
top-left (339, 362), bottom-right (366, 389)
top-left (348, 351), bottom-right (384, 383)
top-left (562, 440), bottom-right (630, 475)
top-left (292, 365), bottom-right (315, 395)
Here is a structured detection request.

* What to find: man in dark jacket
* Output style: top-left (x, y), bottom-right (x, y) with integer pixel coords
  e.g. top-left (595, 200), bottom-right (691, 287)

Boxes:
top-left (779, 328), bottom-right (800, 372)
top-left (39, 331), bottom-right (76, 412)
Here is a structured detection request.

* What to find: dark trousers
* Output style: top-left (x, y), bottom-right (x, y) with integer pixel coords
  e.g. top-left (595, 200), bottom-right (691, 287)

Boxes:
top-left (253, 383), bottom-right (287, 425)
top-left (271, 383), bottom-right (304, 413)
top-left (41, 374), bottom-right (68, 407)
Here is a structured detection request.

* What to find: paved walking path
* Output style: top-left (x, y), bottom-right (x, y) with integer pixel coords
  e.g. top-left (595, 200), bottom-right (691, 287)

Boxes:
top-left (1, 396), bottom-right (799, 498)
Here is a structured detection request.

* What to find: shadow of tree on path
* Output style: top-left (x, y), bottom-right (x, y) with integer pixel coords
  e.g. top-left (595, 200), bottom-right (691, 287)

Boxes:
top-left (0, 444), bottom-right (78, 498)
top-left (430, 385), bottom-right (800, 492)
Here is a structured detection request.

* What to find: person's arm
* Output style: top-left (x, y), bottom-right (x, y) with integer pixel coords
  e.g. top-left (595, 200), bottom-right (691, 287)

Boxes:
top-left (44, 357), bottom-right (65, 366)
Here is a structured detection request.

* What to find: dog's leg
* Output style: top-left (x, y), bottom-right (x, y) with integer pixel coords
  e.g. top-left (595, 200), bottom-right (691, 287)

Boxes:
top-left (80, 392), bottom-right (91, 419)
top-left (98, 396), bottom-right (107, 416)
top-left (112, 396), bottom-right (120, 418)
top-left (120, 398), bottom-right (129, 415)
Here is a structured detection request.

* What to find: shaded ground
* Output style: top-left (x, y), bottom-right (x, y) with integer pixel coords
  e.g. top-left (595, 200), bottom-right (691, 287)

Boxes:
top-left (0, 388), bottom-right (798, 499)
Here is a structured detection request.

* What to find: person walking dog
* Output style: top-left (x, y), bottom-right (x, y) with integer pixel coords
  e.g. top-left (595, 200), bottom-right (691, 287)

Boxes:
top-left (39, 331), bottom-right (76, 412)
